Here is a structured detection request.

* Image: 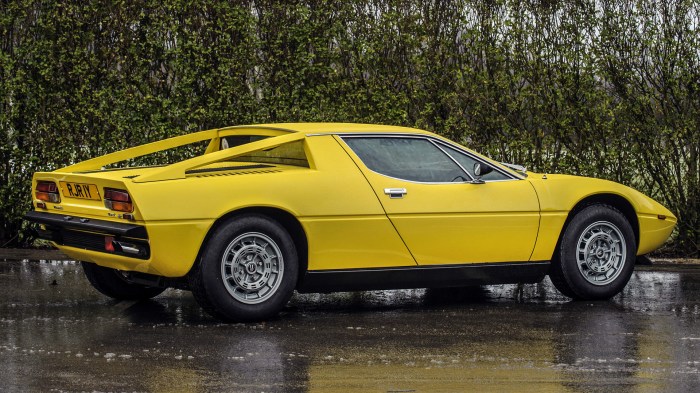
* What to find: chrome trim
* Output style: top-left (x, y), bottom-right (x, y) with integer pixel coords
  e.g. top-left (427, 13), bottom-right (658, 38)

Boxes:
top-left (430, 140), bottom-right (475, 181)
top-left (384, 188), bottom-right (408, 198)
top-left (116, 242), bottom-right (142, 255)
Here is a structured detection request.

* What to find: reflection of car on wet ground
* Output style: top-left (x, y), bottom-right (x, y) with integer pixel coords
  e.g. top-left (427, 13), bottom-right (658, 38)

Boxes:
top-left (25, 123), bottom-right (676, 321)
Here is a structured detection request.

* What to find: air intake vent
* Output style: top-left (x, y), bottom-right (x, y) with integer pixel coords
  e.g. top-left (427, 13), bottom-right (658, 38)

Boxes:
top-left (190, 169), bottom-right (282, 178)
top-left (186, 164), bottom-right (274, 175)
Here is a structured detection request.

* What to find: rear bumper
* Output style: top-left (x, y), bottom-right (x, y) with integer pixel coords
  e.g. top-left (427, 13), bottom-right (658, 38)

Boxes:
top-left (25, 211), bottom-right (150, 260)
top-left (25, 211), bottom-right (212, 277)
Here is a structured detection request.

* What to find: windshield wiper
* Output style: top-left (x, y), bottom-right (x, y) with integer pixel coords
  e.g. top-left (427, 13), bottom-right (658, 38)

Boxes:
top-left (500, 162), bottom-right (528, 177)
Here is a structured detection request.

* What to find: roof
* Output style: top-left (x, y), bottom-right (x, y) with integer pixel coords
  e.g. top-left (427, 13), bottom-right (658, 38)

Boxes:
top-left (219, 122), bottom-right (435, 135)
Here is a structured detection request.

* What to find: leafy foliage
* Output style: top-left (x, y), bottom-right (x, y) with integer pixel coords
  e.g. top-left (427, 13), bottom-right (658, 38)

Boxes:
top-left (1, 0), bottom-right (698, 256)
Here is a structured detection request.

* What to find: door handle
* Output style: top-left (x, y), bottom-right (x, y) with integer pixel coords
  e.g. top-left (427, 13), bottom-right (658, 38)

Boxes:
top-left (384, 188), bottom-right (407, 199)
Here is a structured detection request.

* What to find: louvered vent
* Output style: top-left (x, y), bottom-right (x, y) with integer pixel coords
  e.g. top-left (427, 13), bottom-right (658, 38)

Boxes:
top-left (190, 169), bottom-right (282, 178)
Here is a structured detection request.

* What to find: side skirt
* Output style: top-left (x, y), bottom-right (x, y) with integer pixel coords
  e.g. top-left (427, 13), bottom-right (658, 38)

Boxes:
top-left (297, 261), bottom-right (550, 293)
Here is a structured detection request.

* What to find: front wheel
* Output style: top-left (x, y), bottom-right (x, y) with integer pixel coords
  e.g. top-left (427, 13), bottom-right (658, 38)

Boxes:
top-left (549, 204), bottom-right (636, 300)
top-left (189, 214), bottom-right (298, 322)
top-left (82, 262), bottom-right (166, 300)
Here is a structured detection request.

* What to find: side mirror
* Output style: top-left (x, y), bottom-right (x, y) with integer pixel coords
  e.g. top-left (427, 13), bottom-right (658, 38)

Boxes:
top-left (473, 162), bottom-right (493, 177)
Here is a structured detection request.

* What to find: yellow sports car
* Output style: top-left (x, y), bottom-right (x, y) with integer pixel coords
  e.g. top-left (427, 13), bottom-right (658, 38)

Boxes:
top-left (25, 123), bottom-right (676, 321)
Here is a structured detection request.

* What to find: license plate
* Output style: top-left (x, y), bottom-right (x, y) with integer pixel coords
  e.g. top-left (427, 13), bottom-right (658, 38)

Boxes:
top-left (59, 182), bottom-right (101, 200)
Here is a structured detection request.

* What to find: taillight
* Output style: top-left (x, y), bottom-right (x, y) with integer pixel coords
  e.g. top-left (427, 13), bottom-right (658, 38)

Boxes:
top-left (36, 181), bottom-right (60, 203)
top-left (104, 188), bottom-right (133, 212)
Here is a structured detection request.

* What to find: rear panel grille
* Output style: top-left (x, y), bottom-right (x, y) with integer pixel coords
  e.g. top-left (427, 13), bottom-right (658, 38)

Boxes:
top-left (61, 230), bottom-right (107, 251)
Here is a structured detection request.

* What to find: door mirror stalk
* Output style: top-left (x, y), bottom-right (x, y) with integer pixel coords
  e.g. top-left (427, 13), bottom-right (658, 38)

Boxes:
top-left (472, 163), bottom-right (493, 184)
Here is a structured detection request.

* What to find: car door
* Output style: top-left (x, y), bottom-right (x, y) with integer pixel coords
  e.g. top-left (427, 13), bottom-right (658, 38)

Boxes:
top-left (337, 134), bottom-right (541, 265)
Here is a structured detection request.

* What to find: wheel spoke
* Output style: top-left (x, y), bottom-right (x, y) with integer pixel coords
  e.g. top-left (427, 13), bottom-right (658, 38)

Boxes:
top-left (575, 221), bottom-right (627, 286)
top-left (220, 232), bottom-right (284, 305)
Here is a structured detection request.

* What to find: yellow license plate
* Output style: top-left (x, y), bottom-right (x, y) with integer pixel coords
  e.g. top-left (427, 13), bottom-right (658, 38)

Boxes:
top-left (59, 182), bottom-right (101, 200)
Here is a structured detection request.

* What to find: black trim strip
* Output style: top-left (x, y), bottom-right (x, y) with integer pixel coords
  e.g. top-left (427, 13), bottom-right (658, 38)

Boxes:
top-left (25, 211), bottom-right (148, 238)
top-left (297, 262), bottom-right (550, 293)
top-left (185, 164), bottom-right (273, 174)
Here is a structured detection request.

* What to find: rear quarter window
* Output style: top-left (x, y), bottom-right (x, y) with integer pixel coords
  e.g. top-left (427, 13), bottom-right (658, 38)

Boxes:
top-left (232, 140), bottom-right (309, 168)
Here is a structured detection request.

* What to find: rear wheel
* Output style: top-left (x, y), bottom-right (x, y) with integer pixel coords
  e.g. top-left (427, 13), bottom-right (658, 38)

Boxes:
top-left (549, 204), bottom-right (636, 300)
top-left (189, 214), bottom-right (298, 322)
top-left (82, 262), bottom-right (166, 300)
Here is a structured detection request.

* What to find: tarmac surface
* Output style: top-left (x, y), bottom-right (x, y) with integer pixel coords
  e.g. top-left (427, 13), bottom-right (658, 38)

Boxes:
top-left (1, 259), bottom-right (699, 392)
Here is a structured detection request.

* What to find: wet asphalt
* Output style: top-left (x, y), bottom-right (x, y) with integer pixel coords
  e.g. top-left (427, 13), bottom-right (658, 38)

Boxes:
top-left (0, 260), bottom-right (699, 392)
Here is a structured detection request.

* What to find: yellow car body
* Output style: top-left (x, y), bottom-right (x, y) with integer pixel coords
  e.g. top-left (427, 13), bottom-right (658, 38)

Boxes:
top-left (25, 123), bottom-right (676, 319)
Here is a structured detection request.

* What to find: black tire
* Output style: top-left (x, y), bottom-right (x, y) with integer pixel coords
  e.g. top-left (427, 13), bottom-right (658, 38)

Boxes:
top-left (549, 204), bottom-right (636, 300)
top-left (189, 214), bottom-right (298, 322)
top-left (82, 262), bottom-right (166, 300)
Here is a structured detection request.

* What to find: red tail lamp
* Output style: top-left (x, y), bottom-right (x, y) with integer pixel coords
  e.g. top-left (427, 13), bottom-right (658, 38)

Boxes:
top-left (104, 188), bottom-right (134, 212)
top-left (36, 181), bottom-right (60, 203)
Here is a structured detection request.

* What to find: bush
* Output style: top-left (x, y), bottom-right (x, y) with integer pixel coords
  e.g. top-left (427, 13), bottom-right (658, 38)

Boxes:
top-left (1, 0), bottom-right (697, 256)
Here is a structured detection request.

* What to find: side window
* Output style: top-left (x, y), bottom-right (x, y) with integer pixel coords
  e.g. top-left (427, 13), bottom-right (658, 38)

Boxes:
top-left (441, 144), bottom-right (510, 181)
top-left (232, 140), bottom-right (309, 167)
top-left (343, 137), bottom-right (468, 182)
top-left (221, 135), bottom-right (269, 149)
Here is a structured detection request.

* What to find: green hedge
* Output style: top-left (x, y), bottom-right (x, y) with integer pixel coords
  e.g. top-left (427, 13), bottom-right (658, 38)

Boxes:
top-left (1, 1), bottom-right (698, 257)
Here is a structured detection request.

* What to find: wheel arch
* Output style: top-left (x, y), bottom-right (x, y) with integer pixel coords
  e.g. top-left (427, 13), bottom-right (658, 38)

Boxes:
top-left (554, 193), bottom-right (640, 259)
top-left (191, 206), bottom-right (309, 286)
